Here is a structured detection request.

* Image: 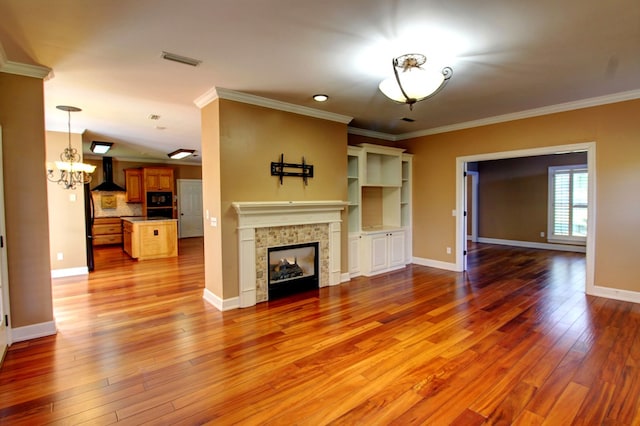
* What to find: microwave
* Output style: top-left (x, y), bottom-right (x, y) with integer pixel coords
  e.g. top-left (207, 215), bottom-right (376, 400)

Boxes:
top-left (147, 191), bottom-right (172, 207)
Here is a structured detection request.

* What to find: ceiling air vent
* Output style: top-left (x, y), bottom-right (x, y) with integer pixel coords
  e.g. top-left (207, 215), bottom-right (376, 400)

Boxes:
top-left (161, 51), bottom-right (202, 67)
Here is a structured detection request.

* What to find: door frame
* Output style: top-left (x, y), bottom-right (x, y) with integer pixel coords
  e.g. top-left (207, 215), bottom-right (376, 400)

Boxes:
top-left (0, 126), bottom-right (12, 353)
top-left (466, 170), bottom-right (478, 243)
top-left (456, 141), bottom-right (596, 295)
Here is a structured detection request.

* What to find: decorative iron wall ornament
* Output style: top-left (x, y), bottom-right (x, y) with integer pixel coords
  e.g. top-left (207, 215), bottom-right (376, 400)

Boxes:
top-left (270, 153), bottom-right (314, 185)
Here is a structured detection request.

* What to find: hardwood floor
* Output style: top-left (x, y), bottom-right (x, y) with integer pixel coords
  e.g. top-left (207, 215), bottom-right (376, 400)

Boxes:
top-left (1, 240), bottom-right (639, 425)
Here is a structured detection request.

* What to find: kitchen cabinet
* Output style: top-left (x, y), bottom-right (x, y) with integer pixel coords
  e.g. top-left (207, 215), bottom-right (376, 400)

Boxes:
top-left (360, 229), bottom-right (405, 277)
top-left (122, 218), bottom-right (178, 260)
top-left (92, 217), bottom-right (122, 246)
top-left (124, 169), bottom-right (143, 203)
top-left (144, 167), bottom-right (174, 192)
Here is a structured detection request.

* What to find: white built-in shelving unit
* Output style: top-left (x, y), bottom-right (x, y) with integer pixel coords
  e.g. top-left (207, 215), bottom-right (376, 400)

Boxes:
top-left (347, 144), bottom-right (412, 277)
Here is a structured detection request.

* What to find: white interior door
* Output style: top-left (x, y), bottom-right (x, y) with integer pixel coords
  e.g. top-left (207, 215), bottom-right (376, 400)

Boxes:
top-left (177, 179), bottom-right (204, 238)
top-left (0, 126), bottom-right (10, 363)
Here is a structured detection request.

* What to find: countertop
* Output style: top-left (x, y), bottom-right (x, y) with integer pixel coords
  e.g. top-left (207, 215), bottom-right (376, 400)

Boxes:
top-left (122, 217), bottom-right (177, 223)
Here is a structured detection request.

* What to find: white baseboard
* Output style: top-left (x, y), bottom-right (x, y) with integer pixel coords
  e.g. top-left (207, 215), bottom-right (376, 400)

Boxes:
top-left (588, 285), bottom-right (640, 304)
top-left (412, 257), bottom-right (461, 272)
top-left (477, 237), bottom-right (586, 253)
top-left (11, 320), bottom-right (57, 343)
top-left (51, 266), bottom-right (89, 278)
top-left (340, 272), bottom-right (351, 283)
top-left (202, 288), bottom-right (239, 311)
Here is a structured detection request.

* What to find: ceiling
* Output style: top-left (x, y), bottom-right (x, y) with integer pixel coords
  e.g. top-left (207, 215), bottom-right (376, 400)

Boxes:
top-left (1, 0), bottom-right (639, 164)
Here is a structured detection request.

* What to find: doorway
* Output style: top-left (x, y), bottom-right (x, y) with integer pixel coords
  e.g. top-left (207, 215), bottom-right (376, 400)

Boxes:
top-left (177, 179), bottom-right (204, 238)
top-left (456, 142), bottom-right (595, 294)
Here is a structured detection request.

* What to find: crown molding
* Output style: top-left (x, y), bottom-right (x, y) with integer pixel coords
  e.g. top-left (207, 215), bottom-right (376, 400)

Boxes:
top-left (395, 88), bottom-right (640, 140)
top-left (347, 127), bottom-right (398, 141)
top-left (194, 87), bottom-right (353, 124)
top-left (0, 42), bottom-right (52, 79)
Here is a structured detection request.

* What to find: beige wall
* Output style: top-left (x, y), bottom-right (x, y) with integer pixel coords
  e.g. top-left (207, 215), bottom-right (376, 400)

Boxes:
top-left (200, 99), bottom-right (223, 299)
top-left (477, 152), bottom-right (587, 242)
top-left (0, 73), bottom-right (54, 328)
top-left (206, 99), bottom-right (348, 300)
top-left (46, 131), bottom-right (88, 271)
top-left (398, 99), bottom-right (640, 293)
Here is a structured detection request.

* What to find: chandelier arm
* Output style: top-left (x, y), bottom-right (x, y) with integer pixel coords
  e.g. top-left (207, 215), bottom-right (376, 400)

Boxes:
top-left (392, 58), bottom-right (416, 106)
top-left (413, 66), bottom-right (454, 103)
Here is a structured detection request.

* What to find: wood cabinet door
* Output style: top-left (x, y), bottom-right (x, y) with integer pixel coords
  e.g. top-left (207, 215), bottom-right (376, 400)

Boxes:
top-left (157, 172), bottom-right (173, 191)
top-left (125, 170), bottom-right (143, 202)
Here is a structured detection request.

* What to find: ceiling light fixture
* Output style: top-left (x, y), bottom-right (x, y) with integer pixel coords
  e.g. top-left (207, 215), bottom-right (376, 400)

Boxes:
top-left (313, 94), bottom-right (329, 102)
top-left (379, 53), bottom-right (452, 110)
top-left (168, 149), bottom-right (195, 160)
top-left (46, 105), bottom-right (96, 190)
top-left (90, 141), bottom-right (113, 154)
top-left (161, 51), bottom-right (202, 67)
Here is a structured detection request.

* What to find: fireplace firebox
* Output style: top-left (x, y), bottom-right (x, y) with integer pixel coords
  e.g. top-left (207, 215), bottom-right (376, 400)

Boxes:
top-left (267, 242), bottom-right (319, 300)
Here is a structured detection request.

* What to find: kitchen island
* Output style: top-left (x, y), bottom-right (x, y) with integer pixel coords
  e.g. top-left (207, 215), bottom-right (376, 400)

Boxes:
top-left (122, 217), bottom-right (178, 260)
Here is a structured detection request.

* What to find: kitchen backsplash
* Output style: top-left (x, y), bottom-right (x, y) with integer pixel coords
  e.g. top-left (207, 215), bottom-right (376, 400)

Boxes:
top-left (93, 192), bottom-right (143, 217)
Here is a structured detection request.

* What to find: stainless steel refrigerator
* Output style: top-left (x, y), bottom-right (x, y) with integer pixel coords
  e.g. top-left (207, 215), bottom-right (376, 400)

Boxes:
top-left (84, 183), bottom-right (95, 271)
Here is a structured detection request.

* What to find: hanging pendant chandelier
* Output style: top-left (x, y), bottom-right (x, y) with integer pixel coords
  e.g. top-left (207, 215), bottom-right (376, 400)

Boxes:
top-left (46, 105), bottom-right (96, 190)
top-left (378, 53), bottom-right (452, 110)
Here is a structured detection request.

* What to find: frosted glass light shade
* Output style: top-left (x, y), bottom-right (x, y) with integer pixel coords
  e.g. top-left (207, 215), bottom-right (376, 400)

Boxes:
top-left (379, 66), bottom-right (446, 103)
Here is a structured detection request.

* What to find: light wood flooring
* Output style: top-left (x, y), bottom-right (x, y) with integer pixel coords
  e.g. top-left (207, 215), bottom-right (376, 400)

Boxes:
top-left (1, 239), bottom-right (639, 425)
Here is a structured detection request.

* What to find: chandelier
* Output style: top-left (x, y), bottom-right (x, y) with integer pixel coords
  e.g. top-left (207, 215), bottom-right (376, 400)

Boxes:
top-left (46, 105), bottom-right (96, 190)
top-left (378, 53), bottom-right (452, 110)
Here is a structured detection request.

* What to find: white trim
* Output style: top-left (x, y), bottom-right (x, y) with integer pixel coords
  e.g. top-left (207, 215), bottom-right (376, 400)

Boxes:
top-left (340, 272), bottom-right (351, 283)
top-left (194, 87), bottom-right (353, 124)
top-left (345, 89), bottom-right (640, 142)
top-left (11, 321), bottom-right (57, 343)
top-left (51, 266), bottom-right (89, 278)
top-left (202, 288), bottom-right (240, 311)
top-left (588, 285), bottom-right (640, 304)
top-left (456, 142), bottom-right (596, 297)
top-left (466, 171), bottom-right (479, 243)
top-left (476, 237), bottom-right (586, 253)
top-left (395, 89), bottom-right (640, 140)
top-left (412, 257), bottom-right (460, 272)
top-left (0, 127), bottom-right (11, 347)
top-left (0, 43), bottom-right (52, 79)
top-left (347, 127), bottom-right (397, 141)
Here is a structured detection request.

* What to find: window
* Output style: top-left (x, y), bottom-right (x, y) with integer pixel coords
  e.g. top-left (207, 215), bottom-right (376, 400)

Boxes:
top-left (548, 164), bottom-right (588, 244)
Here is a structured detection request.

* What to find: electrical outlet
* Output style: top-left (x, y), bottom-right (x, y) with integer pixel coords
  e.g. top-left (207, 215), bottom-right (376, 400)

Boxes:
top-left (446, 247), bottom-right (451, 254)
top-left (57, 252), bottom-right (64, 260)
top-left (540, 231), bottom-right (545, 238)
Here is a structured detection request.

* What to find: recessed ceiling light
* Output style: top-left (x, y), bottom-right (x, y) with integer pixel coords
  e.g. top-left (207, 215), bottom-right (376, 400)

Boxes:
top-left (168, 149), bottom-right (196, 160)
top-left (313, 94), bottom-right (329, 102)
top-left (90, 141), bottom-right (113, 154)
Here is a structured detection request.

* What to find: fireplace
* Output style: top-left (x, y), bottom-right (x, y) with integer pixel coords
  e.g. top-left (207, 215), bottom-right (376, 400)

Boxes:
top-left (227, 200), bottom-right (347, 309)
top-left (268, 242), bottom-right (319, 299)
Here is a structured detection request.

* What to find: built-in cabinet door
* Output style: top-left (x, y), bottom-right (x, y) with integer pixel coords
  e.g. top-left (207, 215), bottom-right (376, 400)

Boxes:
top-left (388, 231), bottom-right (406, 267)
top-left (348, 234), bottom-right (361, 276)
top-left (370, 233), bottom-right (389, 273)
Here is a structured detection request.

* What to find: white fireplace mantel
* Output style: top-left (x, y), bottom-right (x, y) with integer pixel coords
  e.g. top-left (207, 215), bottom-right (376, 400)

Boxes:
top-left (232, 200), bottom-right (348, 229)
top-left (233, 200), bottom-right (348, 308)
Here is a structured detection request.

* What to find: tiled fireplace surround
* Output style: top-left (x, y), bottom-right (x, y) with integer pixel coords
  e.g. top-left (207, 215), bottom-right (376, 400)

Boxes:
top-left (232, 201), bottom-right (347, 308)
